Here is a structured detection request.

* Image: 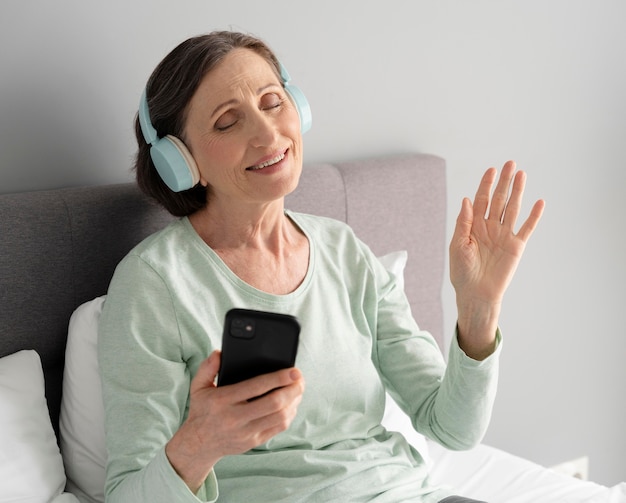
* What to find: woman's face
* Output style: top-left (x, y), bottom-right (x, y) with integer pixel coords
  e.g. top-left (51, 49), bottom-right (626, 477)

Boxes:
top-left (183, 48), bottom-right (303, 209)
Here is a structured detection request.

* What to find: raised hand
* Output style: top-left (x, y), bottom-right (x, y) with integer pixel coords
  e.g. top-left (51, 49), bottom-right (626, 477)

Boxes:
top-left (449, 161), bottom-right (544, 359)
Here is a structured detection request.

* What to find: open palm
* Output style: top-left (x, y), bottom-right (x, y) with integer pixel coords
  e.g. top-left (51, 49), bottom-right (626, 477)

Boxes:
top-left (450, 161), bottom-right (545, 309)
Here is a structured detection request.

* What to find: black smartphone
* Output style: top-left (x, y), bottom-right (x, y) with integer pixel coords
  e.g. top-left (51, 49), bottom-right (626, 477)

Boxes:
top-left (217, 308), bottom-right (300, 387)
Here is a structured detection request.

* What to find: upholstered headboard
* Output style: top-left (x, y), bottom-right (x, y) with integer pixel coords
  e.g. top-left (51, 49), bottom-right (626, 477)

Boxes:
top-left (0, 153), bottom-right (446, 437)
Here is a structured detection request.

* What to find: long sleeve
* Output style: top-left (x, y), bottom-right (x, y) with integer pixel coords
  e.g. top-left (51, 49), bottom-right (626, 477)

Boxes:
top-left (98, 254), bottom-right (219, 503)
top-left (372, 253), bottom-right (501, 451)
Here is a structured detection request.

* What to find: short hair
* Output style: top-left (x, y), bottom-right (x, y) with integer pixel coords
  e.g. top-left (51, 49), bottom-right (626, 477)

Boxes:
top-left (134, 31), bottom-right (281, 216)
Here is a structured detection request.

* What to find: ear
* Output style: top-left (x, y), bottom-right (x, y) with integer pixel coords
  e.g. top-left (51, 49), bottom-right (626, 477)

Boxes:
top-left (138, 89), bottom-right (200, 192)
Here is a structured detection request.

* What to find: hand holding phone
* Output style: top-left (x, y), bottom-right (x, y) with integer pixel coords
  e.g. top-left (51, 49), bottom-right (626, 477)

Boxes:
top-left (217, 308), bottom-right (300, 387)
top-left (168, 342), bottom-right (304, 484)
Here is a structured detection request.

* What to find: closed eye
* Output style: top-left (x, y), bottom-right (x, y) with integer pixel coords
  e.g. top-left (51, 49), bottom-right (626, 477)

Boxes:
top-left (215, 111), bottom-right (238, 131)
top-left (214, 93), bottom-right (286, 132)
top-left (260, 92), bottom-right (285, 111)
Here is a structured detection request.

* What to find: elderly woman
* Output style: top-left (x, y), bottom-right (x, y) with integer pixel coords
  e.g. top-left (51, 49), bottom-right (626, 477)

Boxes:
top-left (98, 31), bottom-right (544, 503)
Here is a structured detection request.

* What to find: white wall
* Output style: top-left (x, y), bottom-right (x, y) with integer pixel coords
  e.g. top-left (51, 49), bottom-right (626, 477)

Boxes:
top-left (2, 0), bottom-right (624, 487)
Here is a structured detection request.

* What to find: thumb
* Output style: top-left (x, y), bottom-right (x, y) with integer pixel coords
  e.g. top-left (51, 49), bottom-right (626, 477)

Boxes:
top-left (191, 350), bottom-right (221, 394)
top-left (452, 197), bottom-right (474, 246)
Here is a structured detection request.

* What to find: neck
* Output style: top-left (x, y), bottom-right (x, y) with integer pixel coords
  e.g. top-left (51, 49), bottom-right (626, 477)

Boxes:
top-left (189, 198), bottom-right (309, 295)
top-left (189, 199), bottom-right (296, 253)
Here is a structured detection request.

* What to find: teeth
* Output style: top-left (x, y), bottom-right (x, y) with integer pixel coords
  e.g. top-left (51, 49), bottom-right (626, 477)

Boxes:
top-left (250, 152), bottom-right (285, 170)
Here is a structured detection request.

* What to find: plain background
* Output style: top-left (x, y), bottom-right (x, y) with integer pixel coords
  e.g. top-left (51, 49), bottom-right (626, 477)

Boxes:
top-left (1, 0), bottom-right (624, 487)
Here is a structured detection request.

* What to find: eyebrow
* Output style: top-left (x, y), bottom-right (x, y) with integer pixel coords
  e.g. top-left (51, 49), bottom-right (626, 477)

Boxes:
top-left (210, 82), bottom-right (282, 119)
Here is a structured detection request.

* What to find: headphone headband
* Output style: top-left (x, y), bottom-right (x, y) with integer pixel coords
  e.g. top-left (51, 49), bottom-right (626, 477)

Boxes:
top-left (138, 89), bottom-right (158, 145)
top-left (279, 63), bottom-right (312, 134)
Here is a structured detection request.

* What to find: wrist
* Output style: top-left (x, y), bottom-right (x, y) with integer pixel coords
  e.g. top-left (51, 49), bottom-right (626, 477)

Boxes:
top-left (456, 299), bottom-right (501, 360)
top-left (165, 422), bottom-right (219, 494)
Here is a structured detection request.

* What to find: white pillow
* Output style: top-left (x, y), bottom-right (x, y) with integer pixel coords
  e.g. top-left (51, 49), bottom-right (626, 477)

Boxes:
top-left (377, 249), bottom-right (408, 292)
top-left (60, 296), bottom-right (106, 503)
top-left (0, 350), bottom-right (68, 502)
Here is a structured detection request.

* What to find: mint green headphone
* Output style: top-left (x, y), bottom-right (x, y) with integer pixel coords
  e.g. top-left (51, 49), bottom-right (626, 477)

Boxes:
top-left (138, 63), bottom-right (312, 192)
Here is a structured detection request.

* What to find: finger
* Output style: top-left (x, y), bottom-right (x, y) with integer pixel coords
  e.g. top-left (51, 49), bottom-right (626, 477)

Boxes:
top-left (226, 367), bottom-right (303, 404)
top-left (247, 374), bottom-right (305, 415)
top-left (234, 374), bottom-right (305, 450)
top-left (501, 170), bottom-right (526, 230)
top-left (451, 197), bottom-right (474, 245)
top-left (250, 400), bottom-right (301, 444)
top-left (190, 351), bottom-right (221, 394)
top-left (488, 160), bottom-right (516, 222)
top-left (473, 167), bottom-right (498, 220)
top-left (245, 381), bottom-right (304, 437)
top-left (225, 377), bottom-right (304, 446)
top-left (516, 199), bottom-right (545, 243)
top-left (240, 406), bottom-right (299, 449)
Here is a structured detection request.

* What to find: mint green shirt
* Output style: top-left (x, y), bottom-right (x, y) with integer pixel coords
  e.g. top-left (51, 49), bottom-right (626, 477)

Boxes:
top-left (98, 212), bottom-right (500, 503)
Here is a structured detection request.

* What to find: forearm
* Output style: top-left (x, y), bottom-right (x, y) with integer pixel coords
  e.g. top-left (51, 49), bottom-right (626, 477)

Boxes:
top-left (106, 448), bottom-right (217, 503)
top-left (428, 330), bottom-right (502, 450)
top-left (165, 422), bottom-right (221, 495)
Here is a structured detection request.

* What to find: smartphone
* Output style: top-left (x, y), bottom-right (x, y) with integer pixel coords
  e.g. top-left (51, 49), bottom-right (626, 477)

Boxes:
top-left (217, 308), bottom-right (300, 387)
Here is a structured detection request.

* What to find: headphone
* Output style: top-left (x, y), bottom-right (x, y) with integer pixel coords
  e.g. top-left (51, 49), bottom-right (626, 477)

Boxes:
top-left (138, 62), bottom-right (312, 193)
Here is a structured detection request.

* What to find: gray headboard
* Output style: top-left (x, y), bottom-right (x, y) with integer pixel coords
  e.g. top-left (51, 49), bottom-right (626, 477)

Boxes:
top-left (0, 153), bottom-right (446, 437)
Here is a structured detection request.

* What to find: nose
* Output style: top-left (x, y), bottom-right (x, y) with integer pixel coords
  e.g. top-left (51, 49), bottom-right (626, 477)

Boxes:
top-left (249, 109), bottom-right (280, 147)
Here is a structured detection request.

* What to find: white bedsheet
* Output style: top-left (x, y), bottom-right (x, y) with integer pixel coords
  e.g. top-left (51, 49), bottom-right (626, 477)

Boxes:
top-left (427, 440), bottom-right (626, 503)
top-left (52, 493), bottom-right (80, 503)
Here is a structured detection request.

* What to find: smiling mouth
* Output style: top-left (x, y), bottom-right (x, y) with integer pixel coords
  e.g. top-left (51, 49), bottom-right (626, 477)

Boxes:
top-left (247, 151), bottom-right (286, 170)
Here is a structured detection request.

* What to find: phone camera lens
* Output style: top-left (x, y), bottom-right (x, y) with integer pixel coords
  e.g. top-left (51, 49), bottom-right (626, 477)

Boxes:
top-left (230, 317), bottom-right (255, 338)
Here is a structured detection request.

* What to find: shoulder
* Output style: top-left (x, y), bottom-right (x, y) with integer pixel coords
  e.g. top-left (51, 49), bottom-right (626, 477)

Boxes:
top-left (123, 218), bottom-right (190, 262)
top-left (111, 218), bottom-right (198, 282)
top-left (288, 211), bottom-right (383, 273)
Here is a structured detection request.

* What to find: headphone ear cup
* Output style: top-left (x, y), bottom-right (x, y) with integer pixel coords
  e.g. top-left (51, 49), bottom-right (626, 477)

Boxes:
top-left (284, 83), bottom-right (312, 134)
top-left (149, 135), bottom-right (200, 192)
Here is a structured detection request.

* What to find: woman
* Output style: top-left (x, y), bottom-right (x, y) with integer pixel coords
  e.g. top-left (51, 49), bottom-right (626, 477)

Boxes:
top-left (98, 31), bottom-right (544, 502)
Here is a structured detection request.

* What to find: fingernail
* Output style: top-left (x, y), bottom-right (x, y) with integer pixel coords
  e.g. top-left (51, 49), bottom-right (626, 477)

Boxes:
top-left (290, 369), bottom-right (301, 381)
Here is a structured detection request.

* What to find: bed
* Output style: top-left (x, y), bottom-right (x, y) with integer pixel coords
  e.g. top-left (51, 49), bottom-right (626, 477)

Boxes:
top-left (1, 153), bottom-right (624, 502)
